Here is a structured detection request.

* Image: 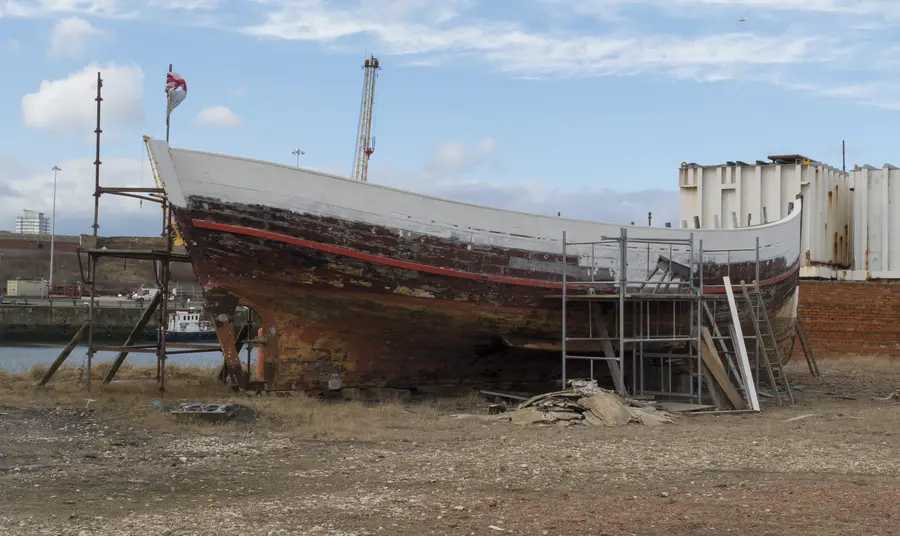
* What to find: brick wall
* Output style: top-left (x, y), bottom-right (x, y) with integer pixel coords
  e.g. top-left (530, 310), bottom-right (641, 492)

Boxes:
top-left (797, 280), bottom-right (900, 357)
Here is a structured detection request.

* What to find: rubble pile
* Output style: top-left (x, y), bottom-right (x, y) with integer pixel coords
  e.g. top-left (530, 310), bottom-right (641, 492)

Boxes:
top-left (505, 380), bottom-right (675, 427)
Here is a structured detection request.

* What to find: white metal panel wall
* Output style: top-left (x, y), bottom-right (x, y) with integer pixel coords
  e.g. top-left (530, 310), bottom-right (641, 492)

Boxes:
top-left (852, 166), bottom-right (900, 278)
top-left (679, 162), bottom-right (851, 268)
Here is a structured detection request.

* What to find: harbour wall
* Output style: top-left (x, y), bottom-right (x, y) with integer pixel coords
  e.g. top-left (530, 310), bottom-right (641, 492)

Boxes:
top-left (0, 305), bottom-right (251, 344)
top-left (794, 281), bottom-right (900, 359)
top-left (0, 306), bottom-right (158, 343)
top-left (0, 233), bottom-right (197, 295)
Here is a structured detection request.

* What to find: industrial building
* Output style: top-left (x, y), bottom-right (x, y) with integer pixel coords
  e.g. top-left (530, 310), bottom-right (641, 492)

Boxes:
top-left (14, 209), bottom-right (51, 235)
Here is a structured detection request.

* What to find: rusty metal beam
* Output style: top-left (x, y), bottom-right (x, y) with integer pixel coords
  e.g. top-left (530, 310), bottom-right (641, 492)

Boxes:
top-left (167, 342), bottom-right (229, 350)
top-left (36, 322), bottom-right (90, 387)
top-left (157, 206), bottom-right (173, 393)
top-left (81, 248), bottom-right (191, 263)
top-left (102, 292), bottom-right (162, 384)
top-left (102, 192), bottom-right (164, 204)
top-left (217, 321), bottom-right (250, 385)
top-left (93, 346), bottom-right (159, 353)
top-left (97, 186), bottom-right (166, 194)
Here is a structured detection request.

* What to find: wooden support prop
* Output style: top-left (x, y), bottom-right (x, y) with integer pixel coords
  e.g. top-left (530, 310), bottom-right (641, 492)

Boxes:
top-left (217, 322), bottom-right (250, 383)
top-left (214, 321), bottom-right (250, 387)
top-left (722, 276), bottom-right (760, 411)
top-left (595, 315), bottom-right (626, 395)
top-left (699, 327), bottom-right (746, 410)
top-left (37, 322), bottom-right (90, 386)
top-left (699, 358), bottom-right (727, 410)
top-left (103, 292), bottom-right (162, 384)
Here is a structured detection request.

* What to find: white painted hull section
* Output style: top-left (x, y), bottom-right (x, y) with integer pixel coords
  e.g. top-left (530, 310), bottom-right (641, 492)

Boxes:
top-left (147, 139), bottom-right (803, 283)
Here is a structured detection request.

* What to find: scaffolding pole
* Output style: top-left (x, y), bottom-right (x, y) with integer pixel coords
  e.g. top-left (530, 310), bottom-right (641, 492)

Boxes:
top-left (34, 69), bottom-right (247, 391)
top-left (558, 226), bottom-right (764, 406)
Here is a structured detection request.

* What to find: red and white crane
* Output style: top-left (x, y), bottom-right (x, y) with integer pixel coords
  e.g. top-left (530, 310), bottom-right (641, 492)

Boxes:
top-left (353, 55), bottom-right (380, 183)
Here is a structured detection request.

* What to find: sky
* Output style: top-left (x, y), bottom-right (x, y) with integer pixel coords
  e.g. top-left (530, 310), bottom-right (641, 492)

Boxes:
top-left (1, 0), bottom-right (900, 236)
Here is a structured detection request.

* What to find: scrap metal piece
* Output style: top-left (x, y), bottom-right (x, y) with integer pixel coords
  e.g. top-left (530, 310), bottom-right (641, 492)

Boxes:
top-left (171, 403), bottom-right (237, 422)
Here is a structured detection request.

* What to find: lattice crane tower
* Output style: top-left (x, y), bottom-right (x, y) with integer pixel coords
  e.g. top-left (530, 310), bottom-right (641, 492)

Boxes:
top-left (353, 56), bottom-right (380, 183)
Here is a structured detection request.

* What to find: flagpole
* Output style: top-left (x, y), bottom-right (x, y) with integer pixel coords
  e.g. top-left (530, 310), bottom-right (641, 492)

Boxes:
top-left (166, 63), bottom-right (172, 143)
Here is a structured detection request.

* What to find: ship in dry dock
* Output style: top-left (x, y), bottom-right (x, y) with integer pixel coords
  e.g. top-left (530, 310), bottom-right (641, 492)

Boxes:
top-left (145, 138), bottom-right (803, 391)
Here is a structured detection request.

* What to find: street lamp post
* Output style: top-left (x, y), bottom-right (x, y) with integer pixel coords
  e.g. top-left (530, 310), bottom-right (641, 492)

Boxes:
top-left (292, 148), bottom-right (305, 167)
top-left (50, 165), bottom-right (61, 293)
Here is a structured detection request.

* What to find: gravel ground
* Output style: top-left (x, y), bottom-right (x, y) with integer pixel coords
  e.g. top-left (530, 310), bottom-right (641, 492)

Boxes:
top-left (1, 362), bottom-right (899, 536)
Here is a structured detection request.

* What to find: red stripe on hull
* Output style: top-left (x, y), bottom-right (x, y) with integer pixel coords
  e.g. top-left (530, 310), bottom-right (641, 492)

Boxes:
top-left (193, 219), bottom-right (563, 289)
top-left (191, 219), bottom-right (799, 293)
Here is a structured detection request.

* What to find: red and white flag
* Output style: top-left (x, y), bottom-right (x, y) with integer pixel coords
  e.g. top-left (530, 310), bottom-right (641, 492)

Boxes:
top-left (165, 71), bottom-right (187, 116)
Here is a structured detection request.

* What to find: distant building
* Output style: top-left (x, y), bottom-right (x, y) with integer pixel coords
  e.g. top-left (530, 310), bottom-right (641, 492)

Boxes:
top-left (15, 210), bottom-right (51, 235)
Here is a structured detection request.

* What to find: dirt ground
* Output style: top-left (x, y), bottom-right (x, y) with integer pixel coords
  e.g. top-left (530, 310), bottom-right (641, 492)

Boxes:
top-left (1, 360), bottom-right (899, 536)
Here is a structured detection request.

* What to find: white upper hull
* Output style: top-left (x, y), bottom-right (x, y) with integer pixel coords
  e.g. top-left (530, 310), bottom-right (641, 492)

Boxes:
top-left (147, 139), bottom-right (803, 283)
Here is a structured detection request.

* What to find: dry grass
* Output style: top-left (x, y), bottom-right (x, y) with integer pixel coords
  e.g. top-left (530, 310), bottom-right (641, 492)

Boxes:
top-left (0, 363), bottom-right (492, 441)
top-left (0, 362), bottom-right (218, 387)
top-left (2, 358), bottom-right (900, 535)
top-left (1, 353), bottom-right (894, 443)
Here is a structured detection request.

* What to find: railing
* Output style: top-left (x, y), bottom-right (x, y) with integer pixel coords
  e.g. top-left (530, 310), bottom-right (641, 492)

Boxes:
top-left (560, 227), bottom-right (770, 405)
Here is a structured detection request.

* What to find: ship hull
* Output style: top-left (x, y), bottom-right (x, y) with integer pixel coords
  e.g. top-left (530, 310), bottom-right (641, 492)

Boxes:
top-left (147, 140), bottom-right (803, 391)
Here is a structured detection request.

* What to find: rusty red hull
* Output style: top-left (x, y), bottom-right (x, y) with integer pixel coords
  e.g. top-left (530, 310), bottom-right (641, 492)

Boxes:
top-left (146, 139), bottom-right (803, 390)
top-left (170, 197), bottom-right (797, 390)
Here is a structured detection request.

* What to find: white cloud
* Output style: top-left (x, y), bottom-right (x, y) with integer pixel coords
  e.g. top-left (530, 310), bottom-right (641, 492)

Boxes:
top-left (0, 153), bottom-right (162, 235)
top-left (5, 0), bottom-right (900, 110)
top-left (20, 64), bottom-right (144, 137)
top-left (1, 0), bottom-right (139, 19)
top-left (233, 0), bottom-right (900, 109)
top-left (0, 0), bottom-right (218, 19)
top-left (378, 171), bottom-right (680, 225)
top-left (195, 105), bottom-right (242, 127)
top-left (48, 16), bottom-right (106, 59)
top-left (240, 0), bottom-right (827, 79)
top-left (148, 0), bottom-right (218, 9)
top-left (558, 0), bottom-right (900, 18)
top-left (426, 138), bottom-right (498, 176)
top-left (369, 136), bottom-right (678, 225)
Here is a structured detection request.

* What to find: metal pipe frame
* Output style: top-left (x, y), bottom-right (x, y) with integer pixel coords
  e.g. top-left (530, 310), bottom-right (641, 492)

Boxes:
top-left (558, 224), bottom-right (764, 406)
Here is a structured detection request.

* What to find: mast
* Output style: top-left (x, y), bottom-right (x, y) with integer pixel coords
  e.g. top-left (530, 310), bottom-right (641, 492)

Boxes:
top-left (353, 56), bottom-right (380, 182)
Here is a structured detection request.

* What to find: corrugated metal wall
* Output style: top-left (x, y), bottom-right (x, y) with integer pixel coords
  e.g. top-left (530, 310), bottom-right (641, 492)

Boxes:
top-left (851, 165), bottom-right (900, 279)
top-left (679, 161), bottom-right (852, 270)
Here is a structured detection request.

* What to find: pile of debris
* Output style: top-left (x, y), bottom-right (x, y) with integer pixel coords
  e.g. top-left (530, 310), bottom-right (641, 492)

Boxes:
top-left (504, 380), bottom-right (674, 427)
top-left (167, 402), bottom-right (258, 423)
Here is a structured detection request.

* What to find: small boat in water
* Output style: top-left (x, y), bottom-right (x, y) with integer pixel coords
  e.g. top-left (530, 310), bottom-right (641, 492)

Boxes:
top-left (159, 310), bottom-right (217, 342)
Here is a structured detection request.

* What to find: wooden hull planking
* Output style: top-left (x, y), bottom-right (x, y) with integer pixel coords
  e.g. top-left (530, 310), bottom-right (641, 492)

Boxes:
top-left (147, 140), bottom-right (803, 390)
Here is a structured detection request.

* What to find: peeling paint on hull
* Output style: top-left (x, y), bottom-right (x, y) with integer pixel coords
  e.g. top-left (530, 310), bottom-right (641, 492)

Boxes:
top-left (172, 198), bottom-right (799, 390)
top-left (144, 139), bottom-right (803, 391)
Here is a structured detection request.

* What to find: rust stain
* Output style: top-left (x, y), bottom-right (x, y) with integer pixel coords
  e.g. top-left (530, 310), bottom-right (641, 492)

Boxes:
top-left (833, 232), bottom-right (838, 262)
top-left (170, 198), bottom-right (801, 390)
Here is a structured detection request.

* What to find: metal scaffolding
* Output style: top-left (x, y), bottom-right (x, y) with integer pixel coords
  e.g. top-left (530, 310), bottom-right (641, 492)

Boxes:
top-left (35, 71), bottom-right (253, 392)
top-left (560, 228), bottom-right (774, 407)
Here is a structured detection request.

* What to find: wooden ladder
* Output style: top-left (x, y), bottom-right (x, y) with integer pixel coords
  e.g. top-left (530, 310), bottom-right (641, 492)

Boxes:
top-left (795, 316), bottom-right (821, 378)
top-left (740, 281), bottom-right (794, 406)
